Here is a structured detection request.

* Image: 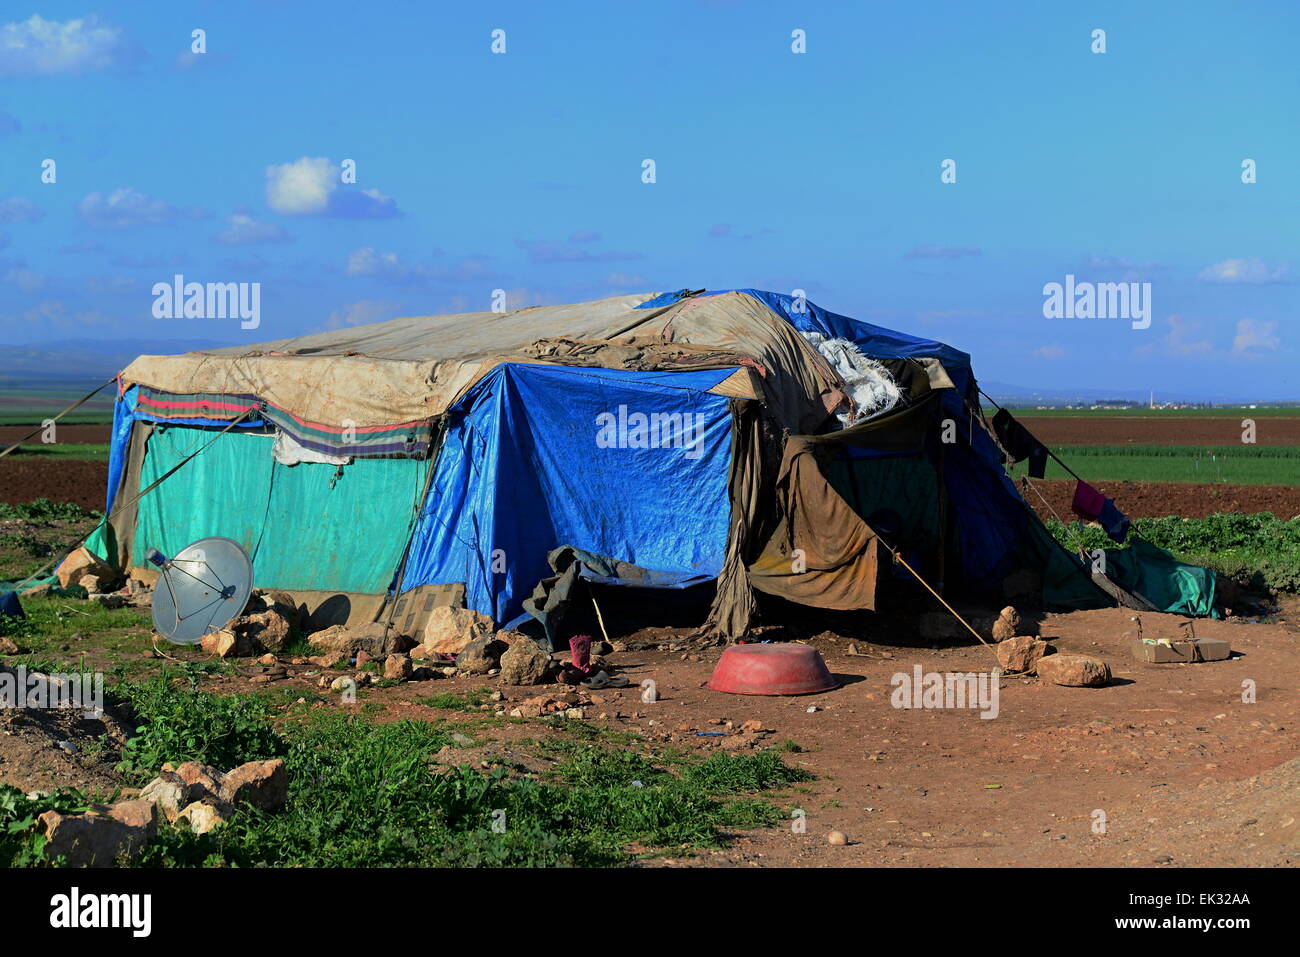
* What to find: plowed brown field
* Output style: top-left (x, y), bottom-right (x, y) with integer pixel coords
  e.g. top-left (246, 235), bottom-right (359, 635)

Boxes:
top-left (1019, 415), bottom-right (1300, 446)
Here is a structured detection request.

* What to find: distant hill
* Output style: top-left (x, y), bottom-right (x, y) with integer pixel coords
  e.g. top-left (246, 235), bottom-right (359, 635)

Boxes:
top-left (0, 338), bottom-right (230, 387)
top-left (980, 380), bottom-right (1298, 408)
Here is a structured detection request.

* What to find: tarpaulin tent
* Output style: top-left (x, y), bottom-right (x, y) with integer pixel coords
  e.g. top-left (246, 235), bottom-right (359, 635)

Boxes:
top-left (98, 288), bottom-right (1122, 641)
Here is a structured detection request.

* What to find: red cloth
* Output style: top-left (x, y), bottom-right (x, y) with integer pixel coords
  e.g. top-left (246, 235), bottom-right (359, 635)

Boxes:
top-left (1071, 480), bottom-right (1106, 521)
top-left (568, 633), bottom-right (593, 673)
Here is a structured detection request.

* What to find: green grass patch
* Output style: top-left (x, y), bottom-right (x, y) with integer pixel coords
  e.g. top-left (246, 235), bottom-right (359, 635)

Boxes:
top-left (1046, 512), bottom-right (1300, 594)
top-left (0, 499), bottom-right (100, 522)
top-left (1009, 445), bottom-right (1300, 486)
top-left (2, 443), bottom-right (109, 460)
top-left (5, 676), bottom-right (812, 867)
top-left (111, 673), bottom-right (287, 779)
top-left (421, 688), bottom-right (491, 711)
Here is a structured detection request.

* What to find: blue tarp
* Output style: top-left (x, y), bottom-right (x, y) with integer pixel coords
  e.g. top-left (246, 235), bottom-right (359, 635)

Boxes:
top-left (706, 288), bottom-right (974, 395)
top-left (401, 362), bottom-right (736, 626)
top-left (104, 385), bottom-right (137, 515)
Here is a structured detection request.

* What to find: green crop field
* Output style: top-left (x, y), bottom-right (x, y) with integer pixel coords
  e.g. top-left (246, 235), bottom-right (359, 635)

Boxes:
top-left (0, 388), bottom-right (115, 425)
top-left (1008, 445), bottom-right (1300, 486)
top-left (0, 443), bottom-right (110, 460)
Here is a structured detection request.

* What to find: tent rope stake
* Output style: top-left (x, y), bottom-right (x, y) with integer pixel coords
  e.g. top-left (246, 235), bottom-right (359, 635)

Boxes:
top-left (884, 545), bottom-right (1034, 679)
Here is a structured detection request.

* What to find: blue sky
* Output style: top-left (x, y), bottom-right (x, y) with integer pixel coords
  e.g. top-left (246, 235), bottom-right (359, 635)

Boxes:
top-left (1, 1), bottom-right (1296, 398)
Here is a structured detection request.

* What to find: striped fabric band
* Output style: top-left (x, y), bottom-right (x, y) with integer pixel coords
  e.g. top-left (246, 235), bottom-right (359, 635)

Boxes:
top-left (135, 388), bottom-right (432, 458)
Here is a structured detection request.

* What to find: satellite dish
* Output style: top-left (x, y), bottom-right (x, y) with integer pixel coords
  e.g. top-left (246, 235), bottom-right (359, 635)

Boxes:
top-left (148, 537), bottom-right (254, 644)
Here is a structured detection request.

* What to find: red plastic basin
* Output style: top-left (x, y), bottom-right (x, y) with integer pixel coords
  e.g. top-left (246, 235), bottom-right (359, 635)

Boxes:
top-left (706, 643), bottom-right (838, 696)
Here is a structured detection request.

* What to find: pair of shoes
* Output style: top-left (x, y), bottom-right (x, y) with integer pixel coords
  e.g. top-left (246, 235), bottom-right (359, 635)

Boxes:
top-left (580, 671), bottom-right (629, 690)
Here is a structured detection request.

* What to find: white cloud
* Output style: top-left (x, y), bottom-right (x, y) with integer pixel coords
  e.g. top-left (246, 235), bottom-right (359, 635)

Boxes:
top-left (213, 212), bottom-right (290, 245)
top-left (345, 247), bottom-right (502, 283)
top-left (1162, 315), bottom-right (1213, 356)
top-left (0, 14), bottom-right (126, 77)
top-left (266, 157), bottom-right (399, 218)
top-left (605, 272), bottom-right (648, 288)
top-left (4, 265), bottom-right (46, 292)
top-left (515, 237), bottom-right (641, 264)
top-left (904, 244), bottom-right (982, 259)
top-left (1232, 319), bottom-right (1280, 356)
top-left (1198, 258), bottom-right (1294, 285)
top-left (1032, 344), bottom-right (1065, 360)
top-left (266, 157), bottom-right (332, 215)
top-left (324, 299), bottom-right (398, 330)
top-left (78, 187), bottom-right (198, 228)
top-left (0, 197), bottom-right (42, 223)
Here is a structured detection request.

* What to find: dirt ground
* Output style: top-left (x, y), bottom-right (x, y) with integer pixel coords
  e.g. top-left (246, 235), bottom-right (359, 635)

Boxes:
top-left (1020, 415), bottom-right (1300, 447)
top-left (386, 602), bottom-right (1297, 867)
top-left (0, 459), bottom-right (108, 511)
top-left (0, 425), bottom-right (111, 446)
top-left (1023, 479), bottom-right (1300, 521)
top-left (7, 595), bottom-right (1290, 867)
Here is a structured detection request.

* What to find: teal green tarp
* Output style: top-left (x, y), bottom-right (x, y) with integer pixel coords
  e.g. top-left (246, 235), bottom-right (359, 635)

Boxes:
top-left (133, 426), bottom-right (427, 594)
top-left (1103, 538), bottom-right (1218, 617)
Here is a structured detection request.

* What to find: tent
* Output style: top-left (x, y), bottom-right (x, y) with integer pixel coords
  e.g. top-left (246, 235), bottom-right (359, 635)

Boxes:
top-left (96, 288), bottom-right (1117, 642)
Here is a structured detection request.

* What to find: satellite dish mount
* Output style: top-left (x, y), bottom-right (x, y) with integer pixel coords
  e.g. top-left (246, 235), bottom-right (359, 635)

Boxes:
top-left (149, 537), bottom-right (254, 645)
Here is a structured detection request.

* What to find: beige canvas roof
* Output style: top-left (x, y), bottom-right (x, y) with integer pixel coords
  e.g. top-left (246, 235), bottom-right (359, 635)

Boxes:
top-left (120, 291), bottom-right (842, 429)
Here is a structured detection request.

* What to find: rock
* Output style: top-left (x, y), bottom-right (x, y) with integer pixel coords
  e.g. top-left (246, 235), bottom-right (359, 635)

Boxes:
top-left (1037, 654), bottom-right (1111, 688)
top-left (384, 653), bottom-right (412, 681)
top-left (995, 635), bottom-right (1052, 673)
top-left (257, 653), bottom-right (277, 666)
top-left (219, 758), bottom-right (288, 811)
top-left (235, 608), bottom-right (292, 653)
top-left (355, 650), bottom-right (371, 668)
top-left (309, 651), bottom-right (345, 668)
top-left (991, 605), bottom-right (1021, 641)
top-left (564, 707), bottom-right (584, 720)
top-left (740, 719), bottom-right (766, 734)
top-left (457, 632), bottom-right (509, 674)
top-left (139, 771), bottom-right (188, 822)
top-left (199, 630), bottom-right (239, 658)
top-left (174, 761), bottom-right (225, 802)
top-left (21, 583), bottom-right (52, 599)
top-left (828, 830), bottom-right (847, 846)
top-left (81, 574), bottom-right (102, 594)
top-left (106, 798), bottom-right (159, 833)
top-left (38, 801), bottom-right (156, 867)
top-left (416, 606), bottom-right (494, 657)
top-left (309, 622), bottom-right (414, 658)
top-left (56, 546), bottom-right (120, 592)
top-left (329, 676), bottom-right (354, 693)
top-left (178, 800), bottom-right (231, 834)
top-left (0, 636), bottom-right (17, 655)
top-left (92, 593), bottom-right (127, 609)
top-left (499, 637), bottom-right (551, 686)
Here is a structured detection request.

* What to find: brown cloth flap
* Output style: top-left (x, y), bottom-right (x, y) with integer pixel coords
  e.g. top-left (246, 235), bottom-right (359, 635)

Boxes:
top-left (748, 434), bottom-right (883, 611)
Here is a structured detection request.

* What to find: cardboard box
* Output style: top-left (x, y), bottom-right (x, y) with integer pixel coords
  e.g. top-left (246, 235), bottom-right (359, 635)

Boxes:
top-left (1130, 636), bottom-right (1231, 664)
